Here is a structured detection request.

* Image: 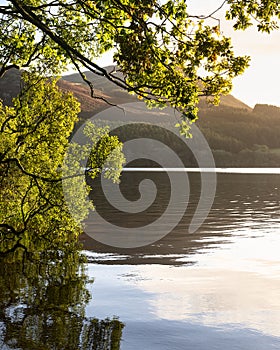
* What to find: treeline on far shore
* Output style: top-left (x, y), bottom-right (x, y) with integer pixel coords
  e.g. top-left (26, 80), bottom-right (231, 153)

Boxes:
top-left (197, 103), bottom-right (280, 167)
top-left (99, 103), bottom-right (280, 168)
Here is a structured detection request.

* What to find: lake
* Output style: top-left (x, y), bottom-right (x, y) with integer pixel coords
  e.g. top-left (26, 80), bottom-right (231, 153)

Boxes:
top-left (1, 171), bottom-right (280, 349)
top-left (81, 171), bottom-right (280, 350)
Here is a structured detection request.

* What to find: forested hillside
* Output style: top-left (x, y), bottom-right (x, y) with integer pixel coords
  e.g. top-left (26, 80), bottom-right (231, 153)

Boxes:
top-left (64, 70), bottom-right (280, 167)
top-left (1, 69), bottom-right (280, 166)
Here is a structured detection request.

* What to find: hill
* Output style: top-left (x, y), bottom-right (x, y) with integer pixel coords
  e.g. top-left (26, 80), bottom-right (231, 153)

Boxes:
top-left (63, 68), bottom-right (252, 112)
top-left (0, 68), bottom-right (21, 106)
top-left (1, 68), bottom-right (280, 166)
top-left (63, 68), bottom-right (280, 166)
top-left (0, 68), bottom-right (109, 115)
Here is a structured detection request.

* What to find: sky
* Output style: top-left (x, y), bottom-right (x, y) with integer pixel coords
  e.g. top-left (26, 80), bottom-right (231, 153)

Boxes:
top-left (179, 1), bottom-right (280, 108)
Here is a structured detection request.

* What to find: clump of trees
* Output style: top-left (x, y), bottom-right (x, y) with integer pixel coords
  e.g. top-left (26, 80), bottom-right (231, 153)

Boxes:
top-left (0, 73), bottom-right (124, 251)
top-left (197, 104), bottom-right (280, 166)
top-left (0, 73), bottom-right (80, 249)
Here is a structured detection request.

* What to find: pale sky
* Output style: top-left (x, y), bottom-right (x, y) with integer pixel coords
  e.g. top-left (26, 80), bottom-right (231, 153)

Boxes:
top-left (186, 1), bottom-right (280, 108)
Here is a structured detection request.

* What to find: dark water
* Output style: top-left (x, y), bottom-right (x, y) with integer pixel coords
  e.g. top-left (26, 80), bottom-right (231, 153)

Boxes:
top-left (82, 172), bottom-right (280, 349)
top-left (1, 172), bottom-right (280, 349)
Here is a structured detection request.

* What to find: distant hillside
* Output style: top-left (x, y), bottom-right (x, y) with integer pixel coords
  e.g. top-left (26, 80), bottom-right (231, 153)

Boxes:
top-left (197, 103), bottom-right (280, 151)
top-left (0, 68), bottom-right (108, 116)
top-left (64, 68), bottom-right (280, 166)
top-left (63, 68), bottom-right (252, 112)
top-left (1, 67), bottom-right (280, 166)
top-left (198, 94), bottom-right (252, 111)
top-left (0, 67), bottom-right (253, 117)
top-left (57, 79), bottom-right (108, 119)
top-left (0, 68), bottom-right (21, 105)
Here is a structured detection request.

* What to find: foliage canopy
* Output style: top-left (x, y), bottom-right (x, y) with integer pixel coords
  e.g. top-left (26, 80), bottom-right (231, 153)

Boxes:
top-left (0, 73), bottom-right (124, 248)
top-left (0, 0), bottom-right (279, 129)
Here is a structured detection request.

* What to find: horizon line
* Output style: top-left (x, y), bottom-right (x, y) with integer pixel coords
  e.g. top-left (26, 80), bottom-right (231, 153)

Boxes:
top-left (121, 168), bottom-right (280, 174)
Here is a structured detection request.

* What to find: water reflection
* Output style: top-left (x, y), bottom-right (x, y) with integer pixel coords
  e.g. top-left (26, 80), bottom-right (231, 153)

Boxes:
top-left (0, 236), bottom-right (124, 349)
top-left (81, 172), bottom-right (280, 348)
top-left (83, 173), bottom-right (280, 265)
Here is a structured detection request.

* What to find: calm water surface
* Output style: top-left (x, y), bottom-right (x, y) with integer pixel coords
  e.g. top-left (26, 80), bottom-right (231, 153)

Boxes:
top-left (81, 172), bottom-right (280, 349)
top-left (1, 172), bottom-right (280, 349)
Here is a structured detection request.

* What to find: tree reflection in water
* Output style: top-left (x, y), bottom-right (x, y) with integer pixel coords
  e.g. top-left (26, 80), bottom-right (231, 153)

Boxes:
top-left (0, 235), bottom-right (124, 350)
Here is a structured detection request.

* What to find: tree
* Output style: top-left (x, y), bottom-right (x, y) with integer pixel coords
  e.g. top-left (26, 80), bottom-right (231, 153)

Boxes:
top-left (0, 1), bottom-right (279, 133)
top-left (0, 72), bottom-right (124, 247)
top-left (0, 73), bottom-right (125, 348)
